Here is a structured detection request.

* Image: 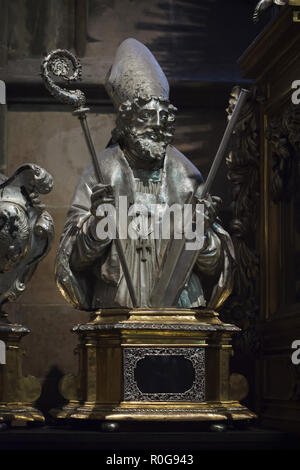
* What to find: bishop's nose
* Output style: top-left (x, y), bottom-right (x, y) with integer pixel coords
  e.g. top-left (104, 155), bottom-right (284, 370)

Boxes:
top-left (152, 111), bottom-right (161, 127)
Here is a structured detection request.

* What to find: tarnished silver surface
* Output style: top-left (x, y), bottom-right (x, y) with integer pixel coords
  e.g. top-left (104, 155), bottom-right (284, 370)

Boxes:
top-left (253, 0), bottom-right (287, 22)
top-left (150, 89), bottom-right (248, 307)
top-left (123, 347), bottom-right (205, 402)
top-left (105, 38), bottom-right (170, 109)
top-left (55, 38), bottom-right (235, 310)
top-left (0, 164), bottom-right (54, 321)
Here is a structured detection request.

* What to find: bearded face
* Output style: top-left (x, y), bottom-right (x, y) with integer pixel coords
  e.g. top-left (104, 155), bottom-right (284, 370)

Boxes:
top-left (113, 97), bottom-right (176, 166)
top-left (127, 125), bottom-right (169, 163)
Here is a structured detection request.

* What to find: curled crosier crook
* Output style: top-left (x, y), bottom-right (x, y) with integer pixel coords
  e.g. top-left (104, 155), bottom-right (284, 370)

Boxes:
top-left (41, 49), bottom-right (86, 109)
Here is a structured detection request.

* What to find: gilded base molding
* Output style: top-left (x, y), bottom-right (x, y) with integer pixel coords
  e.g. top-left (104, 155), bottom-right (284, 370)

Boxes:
top-left (0, 404), bottom-right (44, 424)
top-left (0, 321), bottom-right (44, 425)
top-left (52, 401), bottom-right (256, 422)
top-left (53, 309), bottom-right (256, 424)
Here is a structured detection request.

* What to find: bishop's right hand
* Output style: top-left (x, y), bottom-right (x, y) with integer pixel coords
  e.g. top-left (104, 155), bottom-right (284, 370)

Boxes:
top-left (90, 183), bottom-right (115, 218)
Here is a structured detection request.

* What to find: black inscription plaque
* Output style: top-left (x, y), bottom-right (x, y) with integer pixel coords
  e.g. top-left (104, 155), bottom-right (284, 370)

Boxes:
top-left (134, 355), bottom-right (195, 394)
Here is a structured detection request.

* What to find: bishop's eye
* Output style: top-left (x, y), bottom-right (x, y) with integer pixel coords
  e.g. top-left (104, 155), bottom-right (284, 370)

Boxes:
top-left (160, 112), bottom-right (168, 123)
top-left (168, 113), bottom-right (175, 123)
top-left (138, 110), bottom-right (152, 121)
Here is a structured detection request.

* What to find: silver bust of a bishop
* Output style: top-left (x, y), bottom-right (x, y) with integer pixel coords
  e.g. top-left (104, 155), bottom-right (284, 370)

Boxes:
top-left (55, 38), bottom-right (235, 311)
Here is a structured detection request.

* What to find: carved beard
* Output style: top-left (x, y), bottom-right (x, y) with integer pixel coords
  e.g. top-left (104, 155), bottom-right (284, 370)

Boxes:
top-left (125, 127), bottom-right (173, 164)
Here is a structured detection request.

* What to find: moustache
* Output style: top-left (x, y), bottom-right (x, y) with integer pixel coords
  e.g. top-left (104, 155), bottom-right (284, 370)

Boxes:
top-left (132, 128), bottom-right (174, 143)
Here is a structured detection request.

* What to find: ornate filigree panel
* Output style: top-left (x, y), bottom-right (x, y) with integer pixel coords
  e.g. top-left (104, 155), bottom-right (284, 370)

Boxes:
top-left (123, 347), bottom-right (205, 402)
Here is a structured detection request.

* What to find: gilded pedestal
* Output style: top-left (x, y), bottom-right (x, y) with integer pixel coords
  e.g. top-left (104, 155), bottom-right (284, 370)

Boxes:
top-left (0, 320), bottom-right (44, 425)
top-left (54, 309), bottom-right (255, 424)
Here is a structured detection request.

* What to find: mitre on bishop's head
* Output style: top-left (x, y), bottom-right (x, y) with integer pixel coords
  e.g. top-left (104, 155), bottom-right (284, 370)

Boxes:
top-left (105, 38), bottom-right (170, 110)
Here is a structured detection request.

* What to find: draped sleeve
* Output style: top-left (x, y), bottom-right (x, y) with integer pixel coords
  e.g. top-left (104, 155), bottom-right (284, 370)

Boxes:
top-left (55, 165), bottom-right (112, 310)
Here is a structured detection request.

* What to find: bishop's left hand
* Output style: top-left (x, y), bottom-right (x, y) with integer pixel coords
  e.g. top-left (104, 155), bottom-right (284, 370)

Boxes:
top-left (195, 195), bottom-right (222, 230)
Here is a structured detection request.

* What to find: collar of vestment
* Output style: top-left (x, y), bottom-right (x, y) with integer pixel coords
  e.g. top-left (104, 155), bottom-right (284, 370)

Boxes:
top-left (79, 144), bottom-right (204, 208)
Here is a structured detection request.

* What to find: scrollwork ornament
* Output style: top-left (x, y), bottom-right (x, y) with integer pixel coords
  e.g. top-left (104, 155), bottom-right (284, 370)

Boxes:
top-left (0, 165), bottom-right (54, 321)
top-left (222, 85), bottom-right (265, 353)
top-left (6, 279), bottom-right (26, 302)
top-left (41, 49), bottom-right (86, 110)
top-left (266, 103), bottom-right (300, 203)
